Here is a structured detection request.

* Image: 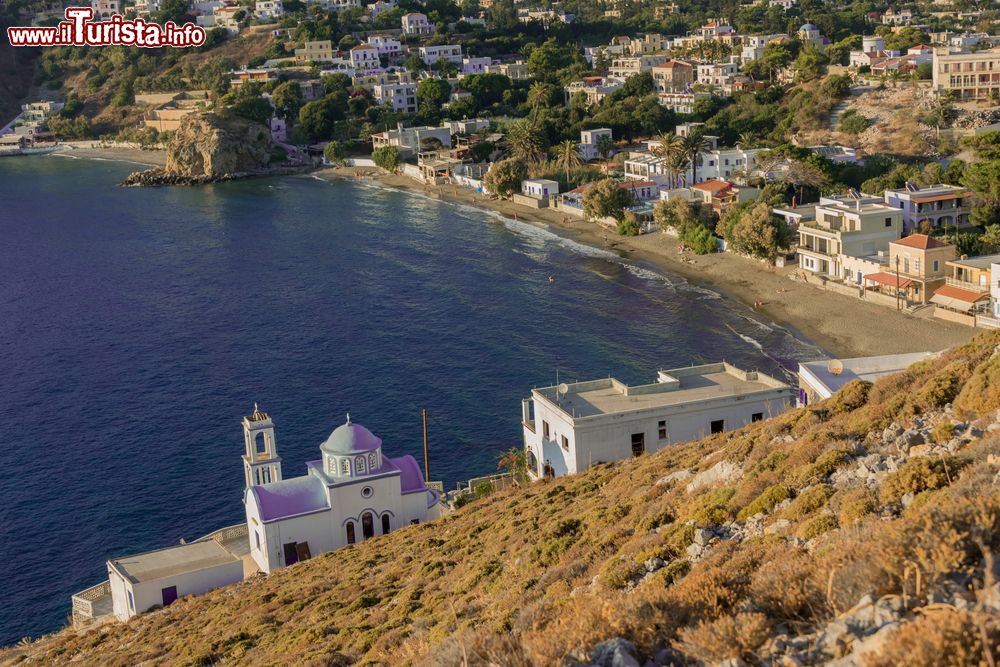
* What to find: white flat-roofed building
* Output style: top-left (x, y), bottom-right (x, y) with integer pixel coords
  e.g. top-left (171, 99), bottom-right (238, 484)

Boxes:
top-left (579, 127), bottom-right (613, 161)
top-left (798, 352), bottom-right (935, 405)
top-left (608, 55), bottom-right (670, 79)
top-left (349, 44), bottom-right (381, 72)
top-left (107, 540), bottom-right (244, 621)
top-left (367, 34), bottom-right (402, 57)
top-left (373, 82), bottom-right (418, 113)
top-left (462, 56), bottom-right (493, 74)
top-left (418, 44), bottom-right (462, 65)
top-left (521, 363), bottom-right (795, 479)
top-left (521, 178), bottom-right (559, 199)
top-left (254, 0), bottom-right (283, 19)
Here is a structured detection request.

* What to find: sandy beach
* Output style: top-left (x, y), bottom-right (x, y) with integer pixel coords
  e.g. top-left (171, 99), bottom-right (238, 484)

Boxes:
top-left (53, 141), bottom-right (167, 167)
top-left (316, 165), bottom-right (977, 360)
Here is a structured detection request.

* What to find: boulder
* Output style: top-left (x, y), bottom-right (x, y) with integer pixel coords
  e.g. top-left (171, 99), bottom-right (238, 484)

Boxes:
top-left (590, 638), bottom-right (640, 667)
top-left (686, 460), bottom-right (741, 493)
top-left (165, 112), bottom-right (273, 179)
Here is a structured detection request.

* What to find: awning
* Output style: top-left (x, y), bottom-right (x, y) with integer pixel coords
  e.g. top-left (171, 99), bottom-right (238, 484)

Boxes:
top-left (930, 284), bottom-right (989, 311)
top-left (864, 272), bottom-right (913, 289)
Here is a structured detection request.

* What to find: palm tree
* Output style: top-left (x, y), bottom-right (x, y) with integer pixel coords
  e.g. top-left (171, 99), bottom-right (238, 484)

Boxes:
top-left (651, 133), bottom-right (682, 186)
top-left (737, 132), bottom-right (755, 149)
top-left (528, 82), bottom-right (551, 120)
top-left (553, 139), bottom-right (582, 183)
top-left (680, 132), bottom-right (709, 185)
top-left (505, 120), bottom-right (546, 164)
top-left (666, 151), bottom-right (690, 189)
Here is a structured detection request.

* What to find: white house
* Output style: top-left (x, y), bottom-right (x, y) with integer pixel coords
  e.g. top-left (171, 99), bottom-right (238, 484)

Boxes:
top-left (107, 541), bottom-right (244, 621)
top-left (367, 34), bottom-right (402, 58)
top-left (579, 127), bottom-right (613, 161)
top-left (521, 363), bottom-right (795, 478)
top-left (349, 44), bottom-right (381, 72)
top-left (402, 12), bottom-right (433, 36)
top-left (462, 56), bottom-right (493, 74)
top-left (369, 0), bottom-right (396, 17)
top-left (243, 408), bottom-right (442, 574)
top-left (373, 82), bottom-right (418, 113)
top-left (91, 0), bottom-right (121, 17)
top-left (254, 0), bottom-right (283, 19)
top-left (521, 178), bottom-right (560, 199)
top-left (418, 44), bottom-right (462, 66)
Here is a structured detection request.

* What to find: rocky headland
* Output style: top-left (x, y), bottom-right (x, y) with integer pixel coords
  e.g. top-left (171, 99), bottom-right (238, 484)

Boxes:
top-left (121, 111), bottom-right (312, 187)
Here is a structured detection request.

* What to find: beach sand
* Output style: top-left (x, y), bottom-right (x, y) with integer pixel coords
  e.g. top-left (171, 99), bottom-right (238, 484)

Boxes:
top-left (54, 142), bottom-right (167, 167)
top-left (317, 166), bottom-right (977, 360)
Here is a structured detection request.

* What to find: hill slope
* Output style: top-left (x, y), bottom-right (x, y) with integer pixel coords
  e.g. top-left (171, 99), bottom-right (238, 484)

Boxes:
top-left (5, 334), bottom-right (1000, 666)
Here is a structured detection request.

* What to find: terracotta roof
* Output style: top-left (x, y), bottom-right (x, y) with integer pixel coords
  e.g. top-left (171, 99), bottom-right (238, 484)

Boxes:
top-left (620, 180), bottom-right (656, 188)
top-left (893, 234), bottom-right (951, 250)
top-left (692, 179), bottom-right (733, 193)
top-left (864, 272), bottom-right (913, 289)
top-left (933, 284), bottom-right (990, 304)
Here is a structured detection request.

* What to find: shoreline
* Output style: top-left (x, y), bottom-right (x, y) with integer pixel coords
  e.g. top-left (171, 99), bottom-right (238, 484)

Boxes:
top-left (315, 165), bottom-right (977, 360)
top-left (52, 142), bottom-right (167, 167)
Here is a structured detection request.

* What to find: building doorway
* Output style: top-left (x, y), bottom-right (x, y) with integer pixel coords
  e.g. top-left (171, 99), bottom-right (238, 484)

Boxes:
top-left (161, 585), bottom-right (178, 607)
top-left (631, 433), bottom-right (645, 457)
top-left (710, 419), bottom-right (725, 434)
top-left (382, 514), bottom-right (391, 534)
top-left (346, 521), bottom-right (356, 544)
top-left (362, 512), bottom-right (375, 539)
top-left (284, 542), bottom-right (299, 566)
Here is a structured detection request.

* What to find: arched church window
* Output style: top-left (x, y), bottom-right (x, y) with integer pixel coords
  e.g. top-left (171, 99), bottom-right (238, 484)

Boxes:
top-left (381, 514), bottom-right (390, 534)
top-left (345, 521), bottom-right (356, 544)
top-left (362, 512), bottom-right (375, 540)
top-left (368, 452), bottom-right (378, 469)
top-left (254, 432), bottom-right (267, 455)
top-left (340, 459), bottom-right (351, 475)
top-left (355, 456), bottom-right (366, 474)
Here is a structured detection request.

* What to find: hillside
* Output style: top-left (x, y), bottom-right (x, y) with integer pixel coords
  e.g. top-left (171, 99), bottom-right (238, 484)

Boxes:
top-left (5, 334), bottom-right (1000, 666)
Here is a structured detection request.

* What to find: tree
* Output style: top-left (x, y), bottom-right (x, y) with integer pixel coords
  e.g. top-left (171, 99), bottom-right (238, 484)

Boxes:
top-left (617, 210), bottom-right (641, 236)
top-left (528, 82), bottom-right (553, 119)
top-left (416, 78), bottom-right (452, 108)
top-left (680, 132), bottom-right (709, 185)
top-left (655, 197), bottom-right (694, 232)
top-left (223, 82), bottom-right (273, 126)
top-left (483, 158), bottom-right (527, 198)
top-left (372, 146), bottom-right (400, 173)
top-left (596, 134), bottom-right (614, 162)
top-left (720, 201), bottom-right (792, 263)
top-left (272, 81), bottom-right (303, 120)
top-left (583, 179), bottom-right (632, 221)
top-left (323, 140), bottom-right (345, 165)
top-left (552, 140), bottom-right (582, 183)
top-left (298, 94), bottom-right (344, 142)
top-left (981, 225), bottom-right (1000, 254)
top-left (505, 120), bottom-right (546, 164)
top-left (403, 55), bottom-right (427, 74)
top-left (793, 46), bottom-right (828, 83)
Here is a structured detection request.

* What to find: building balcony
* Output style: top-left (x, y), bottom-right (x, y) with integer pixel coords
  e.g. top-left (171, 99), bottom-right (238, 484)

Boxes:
top-left (946, 276), bottom-right (989, 293)
top-left (797, 244), bottom-right (835, 258)
top-left (71, 580), bottom-right (113, 629)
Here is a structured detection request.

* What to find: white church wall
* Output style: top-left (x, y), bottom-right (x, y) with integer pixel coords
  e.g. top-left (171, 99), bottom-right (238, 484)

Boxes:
top-left (260, 509), bottom-right (335, 573)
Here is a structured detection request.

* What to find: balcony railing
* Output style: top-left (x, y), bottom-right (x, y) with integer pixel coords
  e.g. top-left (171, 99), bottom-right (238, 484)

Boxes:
top-left (71, 580), bottom-right (111, 619)
top-left (946, 276), bottom-right (988, 293)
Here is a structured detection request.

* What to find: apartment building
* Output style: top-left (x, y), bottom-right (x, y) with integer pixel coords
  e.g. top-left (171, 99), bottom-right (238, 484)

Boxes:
top-left (860, 234), bottom-right (956, 304)
top-left (579, 128), bottom-right (613, 161)
top-left (932, 47), bottom-right (1000, 100)
top-left (883, 183), bottom-right (972, 231)
top-left (295, 40), bottom-right (335, 63)
top-left (798, 201), bottom-right (903, 279)
top-left (373, 82), bottom-right (418, 113)
top-left (608, 55), bottom-right (670, 79)
top-left (349, 44), bottom-right (381, 72)
top-left (651, 60), bottom-right (695, 92)
top-left (564, 77), bottom-right (626, 105)
top-left (366, 34), bottom-right (402, 57)
top-left (401, 12), bottom-right (433, 36)
top-left (418, 44), bottom-right (462, 66)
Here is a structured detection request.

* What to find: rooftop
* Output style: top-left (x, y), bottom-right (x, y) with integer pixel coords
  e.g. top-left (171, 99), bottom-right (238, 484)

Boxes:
top-left (893, 233), bottom-right (952, 250)
top-left (533, 362), bottom-right (788, 419)
top-left (110, 540), bottom-right (240, 584)
top-left (799, 352), bottom-right (935, 399)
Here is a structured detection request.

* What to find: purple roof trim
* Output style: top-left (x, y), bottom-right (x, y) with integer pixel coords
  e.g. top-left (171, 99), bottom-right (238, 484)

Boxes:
top-left (251, 475), bottom-right (329, 522)
top-left (389, 454), bottom-right (427, 494)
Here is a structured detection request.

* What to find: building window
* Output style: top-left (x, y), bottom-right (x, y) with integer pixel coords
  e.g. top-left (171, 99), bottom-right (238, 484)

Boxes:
top-left (751, 413), bottom-right (764, 422)
top-left (340, 459), bottom-right (350, 475)
top-left (382, 514), bottom-right (391, 534)
top-left (710, 419), bottom-right (725, 434)
top-left (934, 260), bottom-right (939, 271)
top-left (362, 512), bottom-right (375, 540)
top-left (127, 590), bottom-right (134, 611)
top-left (885, 218), bottom-right (892, 227)
top-left (411, 519), bottom-right (420, 525)
top-left (355, 456), bottom-right (366, 474)
top-left (561, 435), bottom-right (569, 450)
top-left (658, 420), bottom-right (667, 440)
top-left (368, 452), bottom-right (378, 469)
top-left (346, 521), bottom-right (356, 544)
top-left (361, 485), bottom-right (374, 498)
top-left (255, 531), bottom-right (261, 550)
top-left (542, 421), bottom-right (550, 440)
top-left (631, 433), bottom-right (645, 457)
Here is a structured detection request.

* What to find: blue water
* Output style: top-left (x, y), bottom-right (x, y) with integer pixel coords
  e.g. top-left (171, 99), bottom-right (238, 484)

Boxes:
top-left (0, 155), bottom-right (823, 644)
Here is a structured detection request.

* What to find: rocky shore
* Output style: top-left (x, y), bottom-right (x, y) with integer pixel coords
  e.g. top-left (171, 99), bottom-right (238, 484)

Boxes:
top-left (120, 163), bottom-right (314, 187)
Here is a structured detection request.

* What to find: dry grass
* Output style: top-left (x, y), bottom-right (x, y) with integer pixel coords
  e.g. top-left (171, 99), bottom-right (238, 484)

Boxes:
top-left (4, 333), bottom-right (1000, 666)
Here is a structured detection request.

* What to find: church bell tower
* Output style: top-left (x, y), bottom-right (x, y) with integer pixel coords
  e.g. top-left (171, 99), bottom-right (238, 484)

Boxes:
top-left (243, 404), bottom-right (283, 487)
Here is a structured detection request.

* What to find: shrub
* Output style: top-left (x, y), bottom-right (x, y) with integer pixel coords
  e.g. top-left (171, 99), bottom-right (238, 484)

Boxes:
top-left (931, 422), bottom-right (956, 443)
top-left (689, 488), bottom-right (736, 525)
top-left (371, 146), bottom-right (400, 173)
top-left (737, 484), bottom-right (791, 520)
top-left (675, 612), bottom-right (772, 663)
top-left (532, 518), bottom-right (584, 566)
top-left (657, 559), bottom-right (690, 586)
top-left (837, 488), bottom-right (877, 524)
top-left (828, 380), bottom-right (871, 415)
top-left (797, 514), bottom-right (838, 539)
top-left (787, 448), bottom-right (850, 486)
top-left (638, 507), bottom-right (676, 532)
top-left (880, 457), bottom-right (964, 504)
top-left (783, 484), bottom-right (833, 519)
top-left (599, 556), bottom-right (640, 589)
top-left (839, 109), bottom-right (874, 134)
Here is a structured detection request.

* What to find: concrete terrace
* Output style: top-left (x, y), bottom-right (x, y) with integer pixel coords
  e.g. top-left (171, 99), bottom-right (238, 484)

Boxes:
top-left (534, 363), bottom-right (788, 419)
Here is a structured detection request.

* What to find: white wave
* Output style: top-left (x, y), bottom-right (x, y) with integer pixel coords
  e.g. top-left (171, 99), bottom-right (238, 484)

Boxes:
top-left (737, 332), bottom-right (765, 352)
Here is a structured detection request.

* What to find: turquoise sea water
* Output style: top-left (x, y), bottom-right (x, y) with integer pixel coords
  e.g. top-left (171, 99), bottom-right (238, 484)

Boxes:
top-left (0, 155), bottom-right (823, 643)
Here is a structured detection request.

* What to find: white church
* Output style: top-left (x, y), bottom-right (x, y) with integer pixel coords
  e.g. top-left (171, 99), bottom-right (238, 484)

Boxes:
top-left (242, 405), bottom-right (443, 573)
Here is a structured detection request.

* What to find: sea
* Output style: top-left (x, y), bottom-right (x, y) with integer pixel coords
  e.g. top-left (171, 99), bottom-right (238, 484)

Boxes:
top-left (0, 155), bottom-right (824, 644)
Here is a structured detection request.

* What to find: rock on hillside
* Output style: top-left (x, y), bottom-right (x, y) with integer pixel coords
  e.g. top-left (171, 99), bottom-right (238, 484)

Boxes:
top-left (6, 335), bottom-right (1000, 666)
top-left (165, 111), bottom-right (272, 179)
